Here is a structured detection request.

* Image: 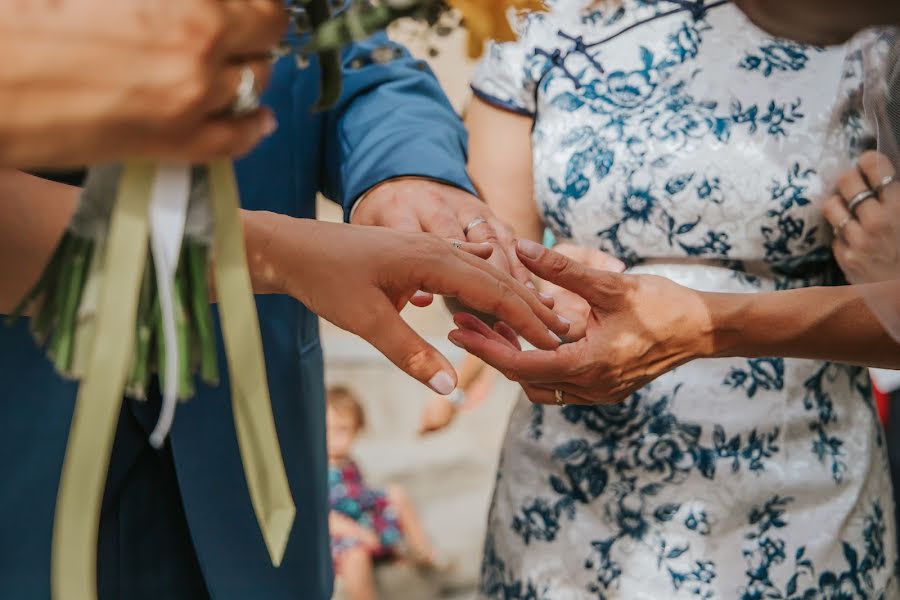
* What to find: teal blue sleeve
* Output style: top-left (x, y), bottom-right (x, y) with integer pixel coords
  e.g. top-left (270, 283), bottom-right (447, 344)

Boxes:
top-left (320, 34), bottom-right (477, 221)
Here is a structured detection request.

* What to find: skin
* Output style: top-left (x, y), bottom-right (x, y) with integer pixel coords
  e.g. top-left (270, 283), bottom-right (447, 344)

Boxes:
top-left (457, 98), bottom-right (900, 406)
top-left (733, 0), bottom-right (900, 46)
top-left (0, 170), bottom-right (568, 394)
top-left (0, 0), bottom-right (286, 168)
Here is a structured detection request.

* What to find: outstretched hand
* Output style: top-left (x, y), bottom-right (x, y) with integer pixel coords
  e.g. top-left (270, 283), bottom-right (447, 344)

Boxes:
top-left (449, 240), bottom-right (715, 405)
top-left (244, 215), bottom-right (569, 395)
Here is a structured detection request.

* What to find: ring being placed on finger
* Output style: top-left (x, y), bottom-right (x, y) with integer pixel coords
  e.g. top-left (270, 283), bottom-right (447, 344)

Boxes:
top-left (450, 240), bottom-right (463, 250)
top-left (833, 216), bottom-right (852, 240)
top-left (464, 218), bottom-right (489, 237)
top-left (555, 389), bottom-right (566, 407)
top-left (873, 175), bottom-right (897, 196)
top-left (230, 65), bottom-right (260, 117)
top-left (846, 189), bottom-right (877, 216)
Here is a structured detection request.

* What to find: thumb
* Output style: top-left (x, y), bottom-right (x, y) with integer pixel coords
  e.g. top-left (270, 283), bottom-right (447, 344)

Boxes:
top-left (516, 239), bottom-right (610, 304)
top-left (362, 302), bottom-right (458, 395)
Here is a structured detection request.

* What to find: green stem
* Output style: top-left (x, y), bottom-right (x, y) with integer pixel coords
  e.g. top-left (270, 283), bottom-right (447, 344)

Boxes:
top-left (24, 232), bottom-right (72, 341)
top-left (128, 260), bottom-right (155, 397)
top-left (187, 243), bottom-right (218, 386)
top-left (174, 265), bottom-right (193, 399)
top-left (50, 237), bottom-right (92, 376)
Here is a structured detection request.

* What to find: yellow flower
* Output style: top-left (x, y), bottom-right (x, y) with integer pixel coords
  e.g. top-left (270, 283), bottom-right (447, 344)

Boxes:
top-left (448, 0), bottom-right (546, 58)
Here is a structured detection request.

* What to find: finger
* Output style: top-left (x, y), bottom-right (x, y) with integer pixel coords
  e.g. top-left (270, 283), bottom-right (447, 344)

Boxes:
top-left (837, 162), bottom-right (878, 220)
top-left (419, 202), bottom-right (468, 241)
top-left (453, 312), bottom-right (519, 350)
top-left (220, 0), bottom-right (290, 58)
top-left (409, 291), bottom-right (434, 307)
top-left (453, 241), bottom-right (494, 259)
top-left (165, 108), bottom-right (277, 161)
top-left (428, 251), bottom-right (569, 348)
top-left (858, 151), bottom-right (897, 194)
top-left (515, 239), bottom-right (616, 306)
top-left (857, 151), bottom-right (898, 228)
top-left (823, 193), bottom-right (864, 245)
top-left (521, 384), bottom-right (597, 406)
top-left (494, 321), bottom-right (523, 350)
top-left (363, 301), bottom-right (458, 395)
top-left (447, 327), bottom-right (579, 382)
top-left (207, 58), bottom-right (274, 114)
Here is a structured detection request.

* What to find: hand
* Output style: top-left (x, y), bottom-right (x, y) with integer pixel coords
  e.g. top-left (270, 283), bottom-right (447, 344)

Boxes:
top-left (448, 240), bottom-right (714, 405)
top-left (244, 214), bottom-right (569, 394)
top-left (824, 151), bottom-right (900, 284)
top-left (1, 0), bottom-right (287, 168)
top-left (352, 178), bottom-right (539, 295)
top-left (418, 396), bottom-right (457, 435)
top-left (537, 243), bottom-right (626, 340)
top-left (733, 0), bottom-right (900, 45)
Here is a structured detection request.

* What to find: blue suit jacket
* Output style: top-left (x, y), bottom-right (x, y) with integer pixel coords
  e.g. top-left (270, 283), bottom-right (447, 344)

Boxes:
top-left (0, 35), bottom-right (473, 599)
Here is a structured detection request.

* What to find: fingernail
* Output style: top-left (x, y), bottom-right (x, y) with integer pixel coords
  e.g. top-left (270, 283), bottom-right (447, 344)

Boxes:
top-left (448, 335), bottom-right (464, 349)
top-left (549, 330), bottom-right (562, 344)
top-left (611, 259), bottom-right (627, 272)
top-left (428, 371), bottom-right (456, 396)
top-left (558, 315), bottom-right (571, 326)
top-left (539, 292), bottom-right (554, 302)
top-left (525, 281), bottom-right (537, 290)
top-left (517, 239), bottom-right (544, 260)
top-left (261, 113), bottom-right (278, 136)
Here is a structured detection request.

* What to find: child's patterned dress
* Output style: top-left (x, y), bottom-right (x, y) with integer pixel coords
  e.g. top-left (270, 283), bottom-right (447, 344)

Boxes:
top-left (472, 1), bottom-right (898, 598)
top-left (329, 460), bottom-right (403, 564)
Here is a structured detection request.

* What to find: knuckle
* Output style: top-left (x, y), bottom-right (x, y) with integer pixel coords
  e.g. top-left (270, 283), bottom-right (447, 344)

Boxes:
top-left (857, 150), bottom-right (881, 174)
top-left (836, 170), bottom-right (858, 193)
top-left (399, 346), bottom-right (434, 376)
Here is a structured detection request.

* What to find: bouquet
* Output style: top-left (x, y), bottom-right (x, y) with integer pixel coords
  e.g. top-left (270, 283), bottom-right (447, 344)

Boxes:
top-left (12, 0), bottom-right (543, 598)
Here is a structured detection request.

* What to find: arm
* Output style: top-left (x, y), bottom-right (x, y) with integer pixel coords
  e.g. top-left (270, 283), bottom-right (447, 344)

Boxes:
top-left (329, 511), bottom-right (379, 548)
top-left (450, 242), bottom-right (900, 406)
top-left (465, 97), bottom-right (543, 244)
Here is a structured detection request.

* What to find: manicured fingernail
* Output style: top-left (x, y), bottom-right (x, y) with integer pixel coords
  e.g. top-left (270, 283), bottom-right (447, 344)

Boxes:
top-left (539, 292), bottom-right (553, 302)
top-left (525, 281), bottom-right (537, 290)
top-left (261, 113), bottom-right (278, 136)
top-left (428, 371), bottom-right (456, 396)
top-left (517, 239), bottom-right (544, 260)
top-left (549, 330), bottom-right (562, 344)
top-left (558, 315), bottom-right (571, 326)
top-left (448, 334), bottom-right (464, 349)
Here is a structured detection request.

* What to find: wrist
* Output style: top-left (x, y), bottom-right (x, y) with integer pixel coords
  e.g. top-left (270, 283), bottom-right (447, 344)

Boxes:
top-left (241, 209), bottom-right (295, 297)
top-left (705, 291), bottom-right (753, 359)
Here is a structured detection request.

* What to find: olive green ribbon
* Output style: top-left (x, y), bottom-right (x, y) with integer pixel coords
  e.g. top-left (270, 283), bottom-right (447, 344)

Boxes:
top-left (51, 160), bottom-right (294, 599)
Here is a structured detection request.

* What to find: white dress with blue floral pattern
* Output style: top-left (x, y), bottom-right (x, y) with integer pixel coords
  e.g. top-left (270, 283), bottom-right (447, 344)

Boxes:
top-left (471, 2), bottom-right (898, 599)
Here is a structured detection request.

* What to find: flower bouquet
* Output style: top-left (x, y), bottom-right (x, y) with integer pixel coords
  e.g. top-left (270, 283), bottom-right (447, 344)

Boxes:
top-left (11, 0), bottom-right (542, 598)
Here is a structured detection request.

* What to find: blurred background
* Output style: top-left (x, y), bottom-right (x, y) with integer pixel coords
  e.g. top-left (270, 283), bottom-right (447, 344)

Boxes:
top-left (320, 25), bottom-right (519, 600)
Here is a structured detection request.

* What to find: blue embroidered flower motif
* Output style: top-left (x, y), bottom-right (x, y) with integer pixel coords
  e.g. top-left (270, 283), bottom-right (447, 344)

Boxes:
top-left (740, 41), bottom-right (821, 77)
top-left (725, 358), bottom-right (785, 398)
top-left (480, 533), bottom-right (550, 600)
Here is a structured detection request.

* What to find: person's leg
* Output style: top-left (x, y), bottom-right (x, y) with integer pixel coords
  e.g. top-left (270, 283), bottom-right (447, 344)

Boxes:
top-left (385, 485), bottom-right (435, 564)
top-left (337, 546), bottom-right (379, 600)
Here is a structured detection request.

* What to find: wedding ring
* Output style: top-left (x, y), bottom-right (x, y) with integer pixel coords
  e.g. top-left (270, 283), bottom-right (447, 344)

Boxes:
top-left (873, 175), bottom-right (897, 196)
top-left (554, 389), bottom-right (565, 407)
top-left (846, 189), bottom-right (877, 216)
top-left (464, 218), bottom-right (489, 237)
top-left (451, 240), bottom-right (463, 250)
top-left (833, 216), bottom-right (852, 240)
top-left (230, 66), bottom-right (260, 117)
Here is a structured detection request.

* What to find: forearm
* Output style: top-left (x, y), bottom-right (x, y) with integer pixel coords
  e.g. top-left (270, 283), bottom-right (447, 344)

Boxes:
top-left (707, 283), bottom-right (900, 368)
top-left (0, 170), bottom-right (77, 312)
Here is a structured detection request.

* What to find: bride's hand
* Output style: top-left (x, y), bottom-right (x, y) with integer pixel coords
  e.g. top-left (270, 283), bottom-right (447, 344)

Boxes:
top-left (243, 214), bottom-right (569, 394)
top-left (537, 243), bottom-right (625, 340)
top-left (449, 240), bottom-right (714, 405)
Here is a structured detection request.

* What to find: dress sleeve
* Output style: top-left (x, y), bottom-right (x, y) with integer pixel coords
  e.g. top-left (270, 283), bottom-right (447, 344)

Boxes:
top-left (470, 12), bottom-right (549, 117)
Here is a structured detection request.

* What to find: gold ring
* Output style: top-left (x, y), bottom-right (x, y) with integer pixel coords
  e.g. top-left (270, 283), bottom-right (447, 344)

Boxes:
top-left (554, 389), bottom-right (565, 407)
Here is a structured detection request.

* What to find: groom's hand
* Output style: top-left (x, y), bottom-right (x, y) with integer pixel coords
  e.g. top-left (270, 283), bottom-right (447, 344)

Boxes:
top-left (352, 178), bottom-right (538, 295)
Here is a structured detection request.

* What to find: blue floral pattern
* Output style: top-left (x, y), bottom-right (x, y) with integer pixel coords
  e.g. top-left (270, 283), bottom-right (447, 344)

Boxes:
top-left (473, 1), bottom-right (896, 598)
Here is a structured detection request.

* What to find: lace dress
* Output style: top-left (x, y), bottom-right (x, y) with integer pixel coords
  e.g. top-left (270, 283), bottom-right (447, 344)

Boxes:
top-left (471, 2), bottom-right (897, 598)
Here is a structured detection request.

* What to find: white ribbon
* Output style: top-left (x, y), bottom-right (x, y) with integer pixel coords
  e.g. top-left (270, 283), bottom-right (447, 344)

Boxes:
top-left (147, 164), bottom-right (191, 448)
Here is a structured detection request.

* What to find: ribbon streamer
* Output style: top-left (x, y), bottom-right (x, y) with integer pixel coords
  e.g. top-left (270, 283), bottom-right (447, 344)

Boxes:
top-left (51, 162), bottom-right (155, 600)
top-left (208, 159), bottom-right (295, 566)
top-left (147, 163), bottom-right (192, 448)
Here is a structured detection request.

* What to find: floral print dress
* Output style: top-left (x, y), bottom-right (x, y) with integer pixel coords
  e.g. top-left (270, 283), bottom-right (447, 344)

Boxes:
top-left (471, 1), bottom-right (898, 598)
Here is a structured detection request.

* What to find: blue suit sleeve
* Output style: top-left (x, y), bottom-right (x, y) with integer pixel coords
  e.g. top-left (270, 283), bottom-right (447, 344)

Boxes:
top-left (320, 34), bottom-right (477, 221)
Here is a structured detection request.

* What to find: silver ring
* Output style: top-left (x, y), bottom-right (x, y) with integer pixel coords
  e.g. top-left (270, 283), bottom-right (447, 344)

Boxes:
top-left (846, 189), bottom-right (877, 216)
top-left (230, 66), bottom-right (260, 117)
top-left (833, 216), bottom-right (852, 240)
top-left (554, 389), bottom-right (565, 407)
top-left (463, 218), bottom-right (489, 237)
top-left (873, 175), bottom-right (897, 196)
top-left (450, 240), bottom-right (463, 250)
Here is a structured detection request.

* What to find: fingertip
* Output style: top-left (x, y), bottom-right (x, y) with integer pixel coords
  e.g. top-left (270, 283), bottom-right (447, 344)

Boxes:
top-left (428, 370), bottom-right (456, 396)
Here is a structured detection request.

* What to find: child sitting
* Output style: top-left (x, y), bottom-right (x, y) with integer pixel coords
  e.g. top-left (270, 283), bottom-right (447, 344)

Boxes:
top-left (326, 385), bottom-right (443, 600)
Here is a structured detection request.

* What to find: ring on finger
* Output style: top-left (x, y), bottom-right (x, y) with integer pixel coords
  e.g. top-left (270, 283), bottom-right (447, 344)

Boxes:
top-left (846, 189), bottom-right (877, 216)
top-left (450, 240), bottom-right (463, 250)
top-left (464, 218), bottom-right (490, 237)
top-left (833, 216), bottom-right (852, 240)
top-left (873, 175), bottom-right (897, 196)
top-left (554, 389), bottom-right (566, 407)
top-left (230, 65), bottom-right (261, 117)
